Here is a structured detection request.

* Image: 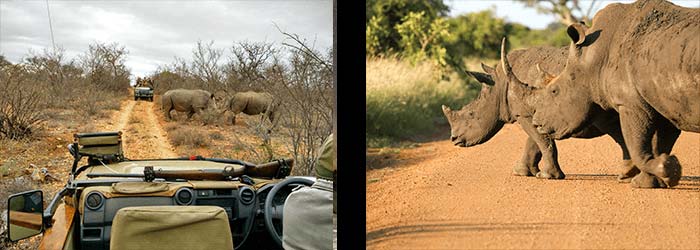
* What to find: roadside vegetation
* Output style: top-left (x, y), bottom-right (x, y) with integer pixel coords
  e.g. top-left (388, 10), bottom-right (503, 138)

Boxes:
top-left (365, 0), bottom-right (579, 148)
top-left (149, 30), bottom-right (333, 176)
top-left (0, 42), bottom-right (130, 247)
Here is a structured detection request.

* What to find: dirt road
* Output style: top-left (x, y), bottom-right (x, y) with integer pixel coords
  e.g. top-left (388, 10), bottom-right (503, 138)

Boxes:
top-left (367, 124), bottom-right (700, 249)
top-left (100, 97), bottom-right (177, 159)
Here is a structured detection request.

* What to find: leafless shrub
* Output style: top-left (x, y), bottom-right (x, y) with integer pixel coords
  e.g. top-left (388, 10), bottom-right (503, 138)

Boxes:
top-left (230, 132), bottom-right (272, 164)
top-left (199, 108), bottom-right (222, 126)
top-left (208, 131), bottom-right (224, 140)
top-left (263, 28), bottom-right (334, 176)
top-left (0, 65), bottom-right (45, 140)
top-left (226, 41), bottom-right (278, 91)
top-left (191, 40), bottom-right (225, 91)
top-left (147, 30), bottom-right (334, 176)
top-left (169, 127), bottom-right (209, 148)
top-left (79, 42), bottom-right (130, 92)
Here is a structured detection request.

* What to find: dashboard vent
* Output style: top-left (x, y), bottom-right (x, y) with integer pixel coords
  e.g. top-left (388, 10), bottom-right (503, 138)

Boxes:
top-left (239, 187), bottom-right (255, 205)
top-left (175, 188), bottom-right (194, 205)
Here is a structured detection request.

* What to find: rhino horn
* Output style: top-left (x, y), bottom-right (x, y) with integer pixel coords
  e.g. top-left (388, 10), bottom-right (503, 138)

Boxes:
top-left (501, 37), bottom-right (538, 90)
top-left (500, 37), bottom-right (514, 79)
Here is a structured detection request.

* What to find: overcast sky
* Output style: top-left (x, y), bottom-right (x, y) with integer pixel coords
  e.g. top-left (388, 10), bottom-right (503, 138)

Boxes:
top-left (448, 0), bottom-right (699, 29)
top-left (0, 0), bottom-right (332, 81)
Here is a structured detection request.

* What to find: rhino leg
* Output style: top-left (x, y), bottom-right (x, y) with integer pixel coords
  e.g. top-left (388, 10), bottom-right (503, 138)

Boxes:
top-left (186, 110), bottom-right (195, 120)
top-left (164, 109), bottom-right (172, 120)
top-left (619, 109), bottom-right (681, 188)
top-left (518, 119), bottom-right (565, 179)
top-left (631, 118), bottom-right (682, 187)
top-left (513, 137), bottom-right (541, 176)
top-left (594, 119), bottom-right (640, 182)
top-left (630, 171), bottom-right (667, 188)
top-left (231, 114), bottom-right (237, 125)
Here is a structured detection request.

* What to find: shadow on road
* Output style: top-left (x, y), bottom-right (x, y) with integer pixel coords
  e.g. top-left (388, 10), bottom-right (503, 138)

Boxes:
top-left (565, 174), bottom-right (700, 191)
top-left (366, 150), bottom-right (433, 171)
top-left (366, 220), bottom-right (622, 244)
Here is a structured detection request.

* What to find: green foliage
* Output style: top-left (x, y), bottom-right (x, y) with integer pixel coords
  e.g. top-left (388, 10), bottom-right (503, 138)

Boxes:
top-left (366, 57), bottom-right (478, 142)
top-left (366, 0), bottom-right (449, 54)
top-left (507, 22), bottom-right (570, 49)
top-left (395, 11), bottom-right (450, 68)
top-left (366, 15), bottom-right (390, 57)
top-left (444, 9), bottom-right (508, 66)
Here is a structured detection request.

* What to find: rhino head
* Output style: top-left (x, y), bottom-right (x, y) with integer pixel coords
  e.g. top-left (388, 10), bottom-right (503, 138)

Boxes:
top-left (441, 64), bottom-right (506, 147)
top-left (509, 23), bottom-right (598, 139)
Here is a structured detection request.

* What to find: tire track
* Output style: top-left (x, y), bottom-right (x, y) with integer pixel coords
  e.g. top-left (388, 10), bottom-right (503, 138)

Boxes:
top-left (107, 97), bottom-right (177, 159)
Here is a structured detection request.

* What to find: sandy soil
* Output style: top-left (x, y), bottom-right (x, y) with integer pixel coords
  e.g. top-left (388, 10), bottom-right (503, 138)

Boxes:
top-left (119, 99), bottom-right (178, 158)
top-left (367, 124), bottom-right (700, 249)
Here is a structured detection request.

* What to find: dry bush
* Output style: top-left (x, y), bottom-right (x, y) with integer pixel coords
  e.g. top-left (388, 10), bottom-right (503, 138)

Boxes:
top-left (199, 108), bottom-right (222, 125)
top-left (1, 43), bottom-right (130, 141)
top-left (169, 127), bottom-right (210, 148)
top-left (209, 131), bottom-right (224, 140)
top-left (164, 123), bottom-right (178, 132)
top-left (149, 35), bottom-right (333, 176)
top-left (0, 65), bottom-right (46, 140)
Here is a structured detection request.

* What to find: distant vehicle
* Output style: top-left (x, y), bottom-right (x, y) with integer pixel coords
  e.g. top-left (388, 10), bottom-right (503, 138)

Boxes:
top-left (134, 86), bottom-right (154, 101)
top-left (5, 131), bottom-right (313, 249)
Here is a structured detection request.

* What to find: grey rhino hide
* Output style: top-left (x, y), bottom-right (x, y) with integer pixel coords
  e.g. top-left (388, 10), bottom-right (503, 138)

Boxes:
top-left (226, 91), bottom-right (277, 125)
top-left (523, 0), bottom-right (699, 187)
top-left (444, 44), bottom-right (658, 184)
top-left (442, 46), bottom-right (573, 179)
top-left (161, 89), bottom-right (214, 120)
top-left (443, 46), bottom-right (567, 148)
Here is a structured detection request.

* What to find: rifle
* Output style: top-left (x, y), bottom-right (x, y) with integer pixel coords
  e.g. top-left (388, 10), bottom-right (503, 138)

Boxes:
top-left (86, 158), bottom-right (293, 181)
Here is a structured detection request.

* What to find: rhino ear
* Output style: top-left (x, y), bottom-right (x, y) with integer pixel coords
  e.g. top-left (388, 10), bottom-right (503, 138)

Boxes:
top-left (465, 70), bottom-right (495, 86)
top-left (441, 105), bottom-right (451, 113)
top-left (567, 22), bottom-right (588, 46)
top-left (480, 63), bottom-right (496, 76)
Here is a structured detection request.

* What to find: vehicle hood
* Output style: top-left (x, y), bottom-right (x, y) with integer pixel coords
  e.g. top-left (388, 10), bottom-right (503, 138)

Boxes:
top-left (75, 160), bottom-right (241, 181)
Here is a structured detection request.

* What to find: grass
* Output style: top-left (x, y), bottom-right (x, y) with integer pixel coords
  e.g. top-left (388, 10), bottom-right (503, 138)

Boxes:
top-left (366, 56), bottom-right (478, 146)
top-left (169, 127), bottom-right (210, 148)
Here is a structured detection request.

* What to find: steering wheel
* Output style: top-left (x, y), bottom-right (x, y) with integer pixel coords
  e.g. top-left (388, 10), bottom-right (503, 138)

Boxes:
top-left (264, 177), bottom-right (315, 247)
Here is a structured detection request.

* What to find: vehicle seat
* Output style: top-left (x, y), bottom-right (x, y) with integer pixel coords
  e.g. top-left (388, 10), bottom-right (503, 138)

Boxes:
top-left (110, 206), bottom-right (234, 250)
top-left (73, 131), bottom-right (124, 164)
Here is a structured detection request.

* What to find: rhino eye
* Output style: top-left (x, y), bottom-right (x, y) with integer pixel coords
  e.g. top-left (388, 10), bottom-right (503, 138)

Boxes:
top-left (551, 88), bottom-right (559, 95)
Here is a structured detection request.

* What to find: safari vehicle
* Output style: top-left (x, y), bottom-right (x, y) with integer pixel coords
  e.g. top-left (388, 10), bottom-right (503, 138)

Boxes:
top-left (133, 87), bottom-right (153, 101)
top-left (6, 131), bottom-right (314, 250)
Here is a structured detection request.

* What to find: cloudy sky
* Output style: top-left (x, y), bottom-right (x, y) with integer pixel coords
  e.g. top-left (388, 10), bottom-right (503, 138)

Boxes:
top-left (448, 0), bottom-right (699, 29)
top-left (0, 0), bottom-right (332, 81)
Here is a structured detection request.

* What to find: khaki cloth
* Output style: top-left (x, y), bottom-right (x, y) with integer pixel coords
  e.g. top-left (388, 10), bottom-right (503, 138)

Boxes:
top-left (110, 206), bottom-right (233, 250)
top-left (282, 179), bottom-right (333, 250)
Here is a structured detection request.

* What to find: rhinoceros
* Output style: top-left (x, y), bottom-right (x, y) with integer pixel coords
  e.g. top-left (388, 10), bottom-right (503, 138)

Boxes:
top-left (508, 0), bottom-right (699, 188)
top-left (224, 91), bottom-right (278, 126)
top-left (161, 89), bottom-right (215, 120)
top-left (442, 46), bottom-right (649, 182)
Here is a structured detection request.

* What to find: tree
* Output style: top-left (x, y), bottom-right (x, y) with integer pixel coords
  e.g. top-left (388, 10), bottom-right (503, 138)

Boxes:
top-left (517, 0), bottom-right (599, 25)
top-left (191, 40), bottom-right (224, 90)
top-left (444, 9), bottom-right (508, 62)
top-left (227, 41), bottom-right (277, 91)
top-left (366, 0), bottom-right (449, 55)
top-left (79, 42), bottom-right (130, 92)
top-left (395, 11), bottom-right (450, 68)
